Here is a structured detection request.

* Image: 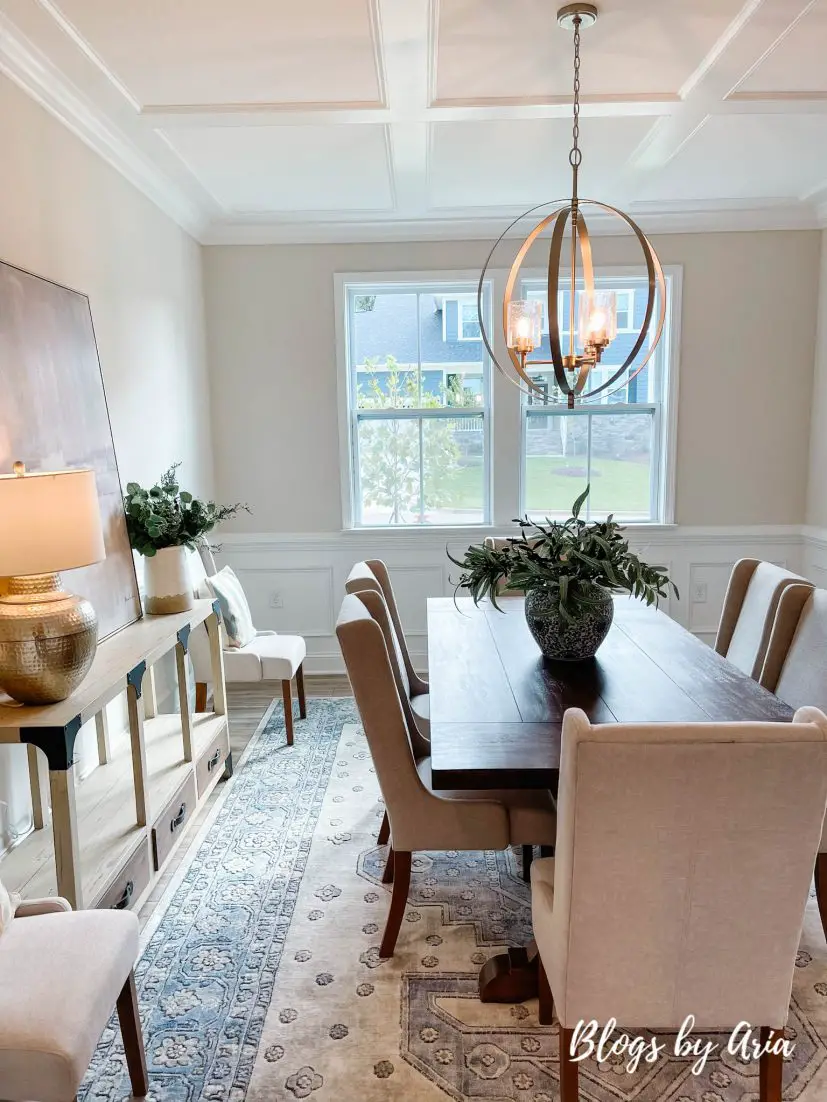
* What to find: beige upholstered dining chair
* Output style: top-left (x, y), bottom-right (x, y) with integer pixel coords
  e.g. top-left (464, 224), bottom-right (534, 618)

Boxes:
top-left (189, 543), bottom-right (306, 745)
top-left (530, 707), bottom-right (827, 1102)
top-left (345, 559), bottom-right (429, 738)
top-left (336, 593), bottom-right (556, 958)
top-left (0, 893), bottom-right (147, 1101)
top-left (760, 584), bottom-right (827, 938)
top-left (714, 558), bottom-right (810, 680)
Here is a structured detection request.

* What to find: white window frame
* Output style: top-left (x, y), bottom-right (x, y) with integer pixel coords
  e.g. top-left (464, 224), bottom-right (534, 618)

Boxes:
top-left (517, 266), bottom-right (681, 526)
top-left (335, 272), bottom-right (493, 530)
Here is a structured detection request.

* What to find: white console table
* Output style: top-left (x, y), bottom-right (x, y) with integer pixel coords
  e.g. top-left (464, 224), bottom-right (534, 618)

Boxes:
top-left (0, 599), bottom-right (228, 911)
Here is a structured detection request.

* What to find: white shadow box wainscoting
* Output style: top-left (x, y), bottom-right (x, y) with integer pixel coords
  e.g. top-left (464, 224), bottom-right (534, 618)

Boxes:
top-left (803, 528), bottom-right (827, 591)
top-left (218, 526), bottom-right (804, 675)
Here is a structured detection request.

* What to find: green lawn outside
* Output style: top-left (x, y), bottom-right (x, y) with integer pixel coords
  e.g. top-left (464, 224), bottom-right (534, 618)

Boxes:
top-left (444, 455), bottom-right (651, 517)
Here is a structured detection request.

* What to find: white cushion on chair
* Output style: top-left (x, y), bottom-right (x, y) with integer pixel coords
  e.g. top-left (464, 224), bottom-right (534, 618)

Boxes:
top-left (224, 633), bottom-right (307, 683)
top-left (0, 909), bottom-right (138, 1102)
top-left (205, 566), bottom-right (256, 648)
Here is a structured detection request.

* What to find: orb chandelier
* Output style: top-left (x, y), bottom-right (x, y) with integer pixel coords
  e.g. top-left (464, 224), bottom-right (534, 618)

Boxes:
top-left (477, 3), bottom-right (666, 409)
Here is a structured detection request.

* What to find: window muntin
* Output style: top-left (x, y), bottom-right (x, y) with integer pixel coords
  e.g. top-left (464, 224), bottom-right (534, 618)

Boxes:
top-left (345, 282), bottom-right (491, 527)
top-left (520, 273), bottom-right (671, 523)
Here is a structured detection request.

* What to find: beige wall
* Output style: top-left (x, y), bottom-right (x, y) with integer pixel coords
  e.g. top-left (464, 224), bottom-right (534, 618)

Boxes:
top-left (0, 73), bottom-right (213, 850)
top-left (0, 74), bottom-right (213, 496)
top-left (807, 231), bottom-right (827, 528)
top-left (204, 229), bottom-right (821, 533)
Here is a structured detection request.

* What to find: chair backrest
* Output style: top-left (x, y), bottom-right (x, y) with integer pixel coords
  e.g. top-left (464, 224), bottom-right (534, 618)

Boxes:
top-left (335, 595), bottom-right (429, 840)
top-left (542, 707), bottom-right (827, 1031)
top-left (345, 560), bottom-right (427, 694)
top-left (715, 558), bottom-right (810, 679)
top-left (349, 588), bottom-right (430, 759)
top-left (760, 585), bottom-right (825, 701)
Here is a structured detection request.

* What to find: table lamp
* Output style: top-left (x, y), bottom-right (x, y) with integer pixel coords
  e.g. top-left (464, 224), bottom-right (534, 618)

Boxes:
top-left (0, 462), bottom-right (106, 705)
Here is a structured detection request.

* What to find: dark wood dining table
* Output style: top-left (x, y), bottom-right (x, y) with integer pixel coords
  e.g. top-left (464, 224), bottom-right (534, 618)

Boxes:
top-left (427, 594), bottom-right (794, 1001)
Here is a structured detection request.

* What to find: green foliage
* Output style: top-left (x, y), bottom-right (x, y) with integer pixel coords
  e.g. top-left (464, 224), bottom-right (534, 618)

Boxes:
top-left (356, 356), bottom-right (478, 524)
top-left (449, 485), bottom-right (678, 621)
top-left (124, 463), bottom-right (249, 557)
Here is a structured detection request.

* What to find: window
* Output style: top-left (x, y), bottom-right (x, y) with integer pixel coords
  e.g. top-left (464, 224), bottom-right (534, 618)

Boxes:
top-left (520, 272), bottom-right (676, 524)
top-left (340, 280), bottom-right (491, 527)
top-left (459, 299), bottom-right (481, 341)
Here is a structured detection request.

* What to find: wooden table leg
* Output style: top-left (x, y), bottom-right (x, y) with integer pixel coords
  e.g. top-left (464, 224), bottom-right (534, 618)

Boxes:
top-left (478, 939), bottom-right (540, 1003)
top-left (49, 766), bottom-right (82, 909)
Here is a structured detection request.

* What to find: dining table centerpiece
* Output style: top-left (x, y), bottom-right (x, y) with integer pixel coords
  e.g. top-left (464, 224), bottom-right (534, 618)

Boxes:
top-left (449, 486), bottom-right (677, 661)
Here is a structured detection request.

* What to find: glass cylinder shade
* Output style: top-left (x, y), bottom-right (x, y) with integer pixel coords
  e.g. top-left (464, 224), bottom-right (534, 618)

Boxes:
top-left (507, 299), bottom-right (542, 354)
top-left (578, 289), bottom-right (617, 353)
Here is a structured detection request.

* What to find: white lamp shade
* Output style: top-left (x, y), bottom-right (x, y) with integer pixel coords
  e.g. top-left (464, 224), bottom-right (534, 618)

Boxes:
top-left (0, 467), bottom-right (106, 577)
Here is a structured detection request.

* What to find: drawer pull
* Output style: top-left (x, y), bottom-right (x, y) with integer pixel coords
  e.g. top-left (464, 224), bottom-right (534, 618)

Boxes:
top-left (111, 880), bottom-right (134, 911)
top-left (207, 748), bottom-right (222, 772)
top-left (170, 802), bottom-right (187, 832)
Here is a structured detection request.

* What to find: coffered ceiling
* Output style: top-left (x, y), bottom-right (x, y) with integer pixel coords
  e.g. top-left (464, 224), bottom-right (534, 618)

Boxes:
top-left (1, 0), bottom-right (826, 241)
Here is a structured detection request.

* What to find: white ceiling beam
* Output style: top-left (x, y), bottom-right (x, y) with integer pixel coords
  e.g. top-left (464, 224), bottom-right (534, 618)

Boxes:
top-left (139, 97), bottom-right (677, 129)
top-left (374, 0), bottom-right (430, 214)
top-left (624, 0), bottom-right (819, 182)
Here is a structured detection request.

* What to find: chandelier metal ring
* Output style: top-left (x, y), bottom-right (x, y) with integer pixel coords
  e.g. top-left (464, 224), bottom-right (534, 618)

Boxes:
top-left (476, 199), bottom-right (666, 406)
top-left (477, 3), bottom-right (667, 409)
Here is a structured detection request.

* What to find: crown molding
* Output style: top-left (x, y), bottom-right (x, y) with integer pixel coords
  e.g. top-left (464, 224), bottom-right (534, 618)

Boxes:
top-left (0, 11), bottom-right (213, 239)
top-left (201, 200), bottom-right (823, 246)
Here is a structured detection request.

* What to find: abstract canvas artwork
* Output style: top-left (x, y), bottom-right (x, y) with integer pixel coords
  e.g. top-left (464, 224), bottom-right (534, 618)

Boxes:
top-left (0, 259), bottom-right (141, 639)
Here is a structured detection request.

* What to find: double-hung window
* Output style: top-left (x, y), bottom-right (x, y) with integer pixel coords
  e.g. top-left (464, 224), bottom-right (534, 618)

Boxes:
top-left (339, 278), bottom-right (491, 527)
top-left (520, 270), bottom-right (678, 524)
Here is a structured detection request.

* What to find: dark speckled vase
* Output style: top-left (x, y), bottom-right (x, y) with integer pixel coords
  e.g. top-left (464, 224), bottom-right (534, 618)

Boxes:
top-left (524, 584), bottom-right (614, 661)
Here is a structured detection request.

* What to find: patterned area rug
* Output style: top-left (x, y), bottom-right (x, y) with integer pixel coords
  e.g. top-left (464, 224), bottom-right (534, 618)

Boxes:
top-left (81, 700), bottom-right (827, 1101)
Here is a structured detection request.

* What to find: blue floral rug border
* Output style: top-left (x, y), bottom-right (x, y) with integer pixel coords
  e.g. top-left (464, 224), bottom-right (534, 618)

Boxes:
top-left (81, 697), bottom-right (358, 1102)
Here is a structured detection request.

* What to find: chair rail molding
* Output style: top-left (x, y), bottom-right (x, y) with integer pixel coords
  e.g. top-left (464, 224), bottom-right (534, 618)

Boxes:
top-left (218, 524), bottom-right (806, 673)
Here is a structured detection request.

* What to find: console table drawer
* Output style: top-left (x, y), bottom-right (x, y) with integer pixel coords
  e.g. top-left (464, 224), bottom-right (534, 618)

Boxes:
top-left (152, 773), bottom-right (197, 870)
top-left (97, 840), bottom-right (151, 912)
top-left (196, 725), bottom-right (230, 797)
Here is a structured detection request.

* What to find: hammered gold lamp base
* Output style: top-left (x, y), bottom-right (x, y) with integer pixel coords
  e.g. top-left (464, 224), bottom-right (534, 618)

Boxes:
top-left (0, 573), bottom-right (98, 704)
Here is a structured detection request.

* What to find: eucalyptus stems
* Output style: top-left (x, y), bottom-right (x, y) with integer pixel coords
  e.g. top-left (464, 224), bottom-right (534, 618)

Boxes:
top-left (124, 463), bottom-right (249, 556)
top-left (449, 486), bottom-right (677, 621)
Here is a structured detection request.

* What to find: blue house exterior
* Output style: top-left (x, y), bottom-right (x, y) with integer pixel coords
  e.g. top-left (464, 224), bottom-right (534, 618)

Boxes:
top-left (350, 281), bottom-right (654, 406)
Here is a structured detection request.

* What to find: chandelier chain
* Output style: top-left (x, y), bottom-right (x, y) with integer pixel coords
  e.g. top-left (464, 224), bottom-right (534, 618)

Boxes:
top-left (569, 15), bottom-right (582, 175)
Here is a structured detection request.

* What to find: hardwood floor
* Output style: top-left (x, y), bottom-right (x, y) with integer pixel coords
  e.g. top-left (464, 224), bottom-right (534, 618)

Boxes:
top-left (137, 676), bottom-right (352, 928)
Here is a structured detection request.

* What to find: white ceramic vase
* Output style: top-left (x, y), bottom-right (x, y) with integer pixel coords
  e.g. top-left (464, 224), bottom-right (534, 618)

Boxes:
top-left (144, 546), bottom-right (193, 615)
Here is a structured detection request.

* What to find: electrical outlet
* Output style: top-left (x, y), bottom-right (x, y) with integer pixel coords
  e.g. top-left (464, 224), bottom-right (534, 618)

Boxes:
top-left (691, 582), bottom-right (708, 603)
top-left (269, 591), bottom-right (284, 609)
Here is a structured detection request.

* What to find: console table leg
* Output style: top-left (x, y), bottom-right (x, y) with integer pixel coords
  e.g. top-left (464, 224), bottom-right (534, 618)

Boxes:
top-left (49, 767), bottom-right (81, 909)
top-left (27, 744), bottom-right (47, 830)
top-left (143, 666), bottom-right (158, 719)
top-left (126, 681), bottom-right (149, 828)
top-left (176, 642), bottom-right (194, 762)
top-left (95, 709), bottom-right (112, 765)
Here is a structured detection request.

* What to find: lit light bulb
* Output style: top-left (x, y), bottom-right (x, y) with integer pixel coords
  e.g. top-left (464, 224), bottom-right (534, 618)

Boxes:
top-left (516, 317), bottom-right (531, 339)
top-left (588, 309), bottom-right (607, 334)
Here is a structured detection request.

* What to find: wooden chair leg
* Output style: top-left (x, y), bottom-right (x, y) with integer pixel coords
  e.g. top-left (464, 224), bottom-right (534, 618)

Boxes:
top-left (296, 662), bottom-right (307, 719)
top-left (282, 679), bottom-right (294, 746)
top-left (377, 810), bottom-right (390, 846)
top-left (759, 1027), bottom-right (783, 1102)
top-left (116, 971), bottom-right (148, 1098)
top-left (538, 952), bottom-right (554, 1025)
top-left (522, 844), bottom-right (533, 882)
top-left (814, 853), bottom-right (827, 939)
top-left (559, 1024), bottom-right (579, 1102)
top-left (382, 846), bottom-right (395, 883)
top-left (195, 681), bottom-right (208, 713)
top-left (379, 850), bottom-right (411, 958)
